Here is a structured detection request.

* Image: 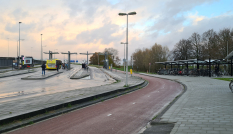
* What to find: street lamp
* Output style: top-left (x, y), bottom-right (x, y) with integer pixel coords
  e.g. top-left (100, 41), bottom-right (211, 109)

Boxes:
top-left (19, 22), bottom-right (22, 64)
top-left (121, 42), bottom-right (126, 73)
top-left (118, 11), bottom-right (136, 86)
top-left (31, 47), bottom-right (33, 56)
top-left (42, 45), bottom-right (46, 63)
top-left (54, 49), bottom-right (58, 58)
top-left (7, 38), bottom-right (9, 57)
top-left (17, 39), bottom-right (24, 57)
top-left (41, 34), bottom-right (43, 64)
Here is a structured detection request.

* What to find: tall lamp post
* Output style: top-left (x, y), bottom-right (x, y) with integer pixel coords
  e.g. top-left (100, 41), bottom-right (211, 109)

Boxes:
top-left (42, 45), bottom-right (46, 63)
top-left (121, 42), bottom-right (126, 73)
top-left (31, 47), bottom-right (33, 56)
top-left (41, 34), bottom-right (43, 64)
top-left (54, 49), bottom-right (58, 58)
top-left (118, 11), bottom-right (136, 86)
top-left (7, 38), bottom-right (9, 57)
top-left (19, 22), bottom-right (22, 65)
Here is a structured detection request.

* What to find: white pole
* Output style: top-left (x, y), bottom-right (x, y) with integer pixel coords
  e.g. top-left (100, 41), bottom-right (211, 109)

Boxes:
top-left (17, 41), bottom-right (18, 57)
top-left (31, 47), bottom-right (32, 56)
top-left (41, 34), bottom-right (42, 64)
top-left (19, 22), bottom-right (21, 65)
top-left (8, 38), bottom-right (9, 57)
top-left (126, 14), bottom-right (128, 86)
top-left (124, 43), bottom-right (125, 72)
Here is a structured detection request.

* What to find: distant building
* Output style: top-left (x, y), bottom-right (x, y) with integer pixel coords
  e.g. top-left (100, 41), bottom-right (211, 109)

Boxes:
top-left (0, 57), bottom-right (15, 68)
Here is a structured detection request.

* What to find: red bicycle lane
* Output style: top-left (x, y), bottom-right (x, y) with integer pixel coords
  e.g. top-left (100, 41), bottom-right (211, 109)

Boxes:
top-left (8, 73), bottom-right (183, 134)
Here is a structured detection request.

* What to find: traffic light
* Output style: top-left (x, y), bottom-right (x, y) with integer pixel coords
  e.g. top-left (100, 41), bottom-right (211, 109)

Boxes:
top-left (21, 55), bottom-right (24, 60)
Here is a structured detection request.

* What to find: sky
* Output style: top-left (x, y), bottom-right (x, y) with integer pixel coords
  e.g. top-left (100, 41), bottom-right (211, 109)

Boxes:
top-left (0, 0), bottom-right (233, 63)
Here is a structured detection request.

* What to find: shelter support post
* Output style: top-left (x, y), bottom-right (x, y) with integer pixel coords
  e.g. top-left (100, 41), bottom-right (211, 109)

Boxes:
top-left (231, 59), bottom-right (232, 76)
top-left (209, 58), bottom-right (211, 77)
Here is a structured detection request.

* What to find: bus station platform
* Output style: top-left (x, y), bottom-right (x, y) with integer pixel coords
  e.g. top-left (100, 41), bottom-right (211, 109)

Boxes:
top-left (21, 70), bottom-right (63, 80)
top-left (0, 69), bottom-right (36, 78)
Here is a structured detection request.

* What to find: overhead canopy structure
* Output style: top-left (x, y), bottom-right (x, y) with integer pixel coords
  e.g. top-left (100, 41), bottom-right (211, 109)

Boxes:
top-left (79, 51), bottom-right (94, 65)
top-left (61, 51), bottom-right (77, 70)
top-left (44, 51), bottom-right (59, 59)
top-left (225, 51), bottom-right (233, 59)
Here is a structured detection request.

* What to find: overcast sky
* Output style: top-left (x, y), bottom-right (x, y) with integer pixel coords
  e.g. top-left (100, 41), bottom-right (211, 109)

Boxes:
top-left (0, 0), bottom-right (233, 62)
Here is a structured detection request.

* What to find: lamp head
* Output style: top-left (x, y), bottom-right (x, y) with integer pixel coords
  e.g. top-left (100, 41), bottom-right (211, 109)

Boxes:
top-left (121, 42), bottom-right (126, 44)
top-left (19, 22), bottom-right (22, 24)
top-left (128, 12), bottom-right (136, 15)
top-left (119, 13), bottom-right (127, 16)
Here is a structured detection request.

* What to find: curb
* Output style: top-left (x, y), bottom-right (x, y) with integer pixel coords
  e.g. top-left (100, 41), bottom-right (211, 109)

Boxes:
top-left (0, 71), bottom-right (36, 79)
top-left (0, 71), bottom-right (147, 133)
top-left (137, 73), bottom-right (187, 134)
top-left (21, 72), bottom-right (63, 80)
top-left (70, 68), bottom-right (91, 79)
top-left (69, 68), bottom-right (82, 78)
top-left (70, 74), bottom-right (90, 79)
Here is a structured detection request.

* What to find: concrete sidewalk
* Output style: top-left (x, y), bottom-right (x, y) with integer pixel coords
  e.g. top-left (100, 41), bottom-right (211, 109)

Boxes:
top-left (141, 74), bottom-right (233, 134)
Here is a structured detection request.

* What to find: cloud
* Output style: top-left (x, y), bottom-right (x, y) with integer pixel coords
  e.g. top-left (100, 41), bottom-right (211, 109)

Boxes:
top-left (0, 0), bottom-right (232, 62)
top-left (76, 22), bottom-right (123, 45)
top-left (155, 13), bottom-right (233, 50)
top-left (11, 8), bottom-right (29, 20)
top-left (5, 22), bottom-right (37, 33)
top-left (63, 0), bottom-right (110, 23)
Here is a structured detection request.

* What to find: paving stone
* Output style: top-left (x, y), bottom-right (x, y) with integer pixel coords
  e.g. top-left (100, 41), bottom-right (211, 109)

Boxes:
top-left (139, 73), bottom-right (233, 134)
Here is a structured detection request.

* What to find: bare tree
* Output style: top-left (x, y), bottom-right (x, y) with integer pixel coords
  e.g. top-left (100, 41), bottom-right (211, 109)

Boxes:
top-left (172, 39), bottom-right (193, 60)
top-left (218, 28), bottom-right (232, 58)
top-left (189, 32), bottom-right (202, 59)
top-left (202, 29), bottom-right (218, 59)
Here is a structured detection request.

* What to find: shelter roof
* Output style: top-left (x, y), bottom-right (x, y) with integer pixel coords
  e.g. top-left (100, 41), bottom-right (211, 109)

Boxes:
top-left (225, 51), bottom-right (233, 59)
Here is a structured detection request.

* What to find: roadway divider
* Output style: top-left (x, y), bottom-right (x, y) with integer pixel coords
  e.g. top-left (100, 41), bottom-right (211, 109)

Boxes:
top-left (70, 68), bottom-right (91, 79)
top-left (0, 70), bottom-right (36, 78)
top-left (21, 72), bottom-right (63, 80)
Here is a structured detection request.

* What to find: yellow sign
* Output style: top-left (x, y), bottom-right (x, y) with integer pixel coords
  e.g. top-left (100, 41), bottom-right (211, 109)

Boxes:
top-left (130, 69), bottom-right (133, 74)
top-left (109, 66), bottom-right (111, 69)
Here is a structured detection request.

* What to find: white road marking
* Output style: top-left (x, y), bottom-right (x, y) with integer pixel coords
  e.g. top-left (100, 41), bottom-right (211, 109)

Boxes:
top-left (107, 114), bottom-right (112, 116)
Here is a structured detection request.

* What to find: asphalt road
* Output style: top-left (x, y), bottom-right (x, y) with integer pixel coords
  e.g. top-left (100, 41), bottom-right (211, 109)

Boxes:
top-left (7, 73), bottom-right (183, 134)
